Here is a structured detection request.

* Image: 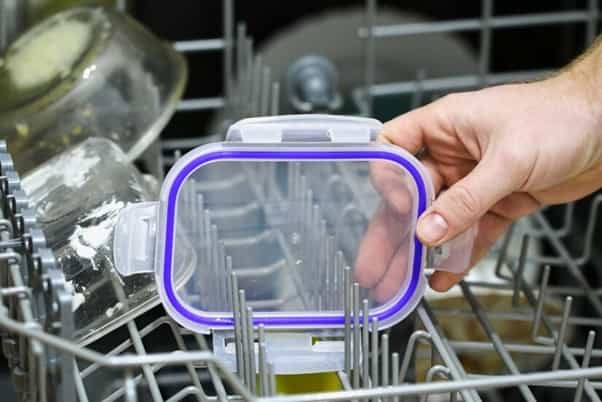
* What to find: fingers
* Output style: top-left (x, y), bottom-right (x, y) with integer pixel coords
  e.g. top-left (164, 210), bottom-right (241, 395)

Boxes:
top-left (428, 212), bottom-right (513, 292)
top-left (354, 203), bottom-right (409, 288)
top-left (369, 161), bottom-right (413, 215)
top-left (369, 242), bottom-right (410, 302)
top-left (416, 152), bottom-right (523, 246)
top-left (380, 110), bottom-right (427, 155)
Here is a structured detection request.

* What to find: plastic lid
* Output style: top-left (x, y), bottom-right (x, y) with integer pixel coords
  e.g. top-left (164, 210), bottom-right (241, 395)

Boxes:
top-left (114, 115), bottom-right (474, 334)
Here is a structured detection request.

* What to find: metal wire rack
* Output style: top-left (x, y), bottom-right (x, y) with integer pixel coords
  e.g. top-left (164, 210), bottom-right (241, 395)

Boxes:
top-left (2, 0), bottom-right (602, 401)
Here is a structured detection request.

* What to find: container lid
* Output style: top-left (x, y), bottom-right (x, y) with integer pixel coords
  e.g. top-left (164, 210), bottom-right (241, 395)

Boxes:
top-left (114, 115), bottom-right (474, 334)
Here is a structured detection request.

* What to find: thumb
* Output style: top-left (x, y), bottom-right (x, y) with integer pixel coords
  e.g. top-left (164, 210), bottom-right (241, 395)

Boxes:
top-left (417, 154), bottom-right (521, 246)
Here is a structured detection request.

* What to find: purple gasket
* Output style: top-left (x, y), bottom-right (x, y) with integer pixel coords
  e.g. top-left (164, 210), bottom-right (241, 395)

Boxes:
top-left (162, 149), bottom-right (427, 328)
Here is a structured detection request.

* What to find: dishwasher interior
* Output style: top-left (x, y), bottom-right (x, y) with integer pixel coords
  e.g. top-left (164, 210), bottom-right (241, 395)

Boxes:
top-left (1, 1), bottom-right (602, 401)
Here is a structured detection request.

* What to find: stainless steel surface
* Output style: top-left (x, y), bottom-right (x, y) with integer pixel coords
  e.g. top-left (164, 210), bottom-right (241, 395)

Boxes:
top-left (2, 1), bottom-right (602, 401)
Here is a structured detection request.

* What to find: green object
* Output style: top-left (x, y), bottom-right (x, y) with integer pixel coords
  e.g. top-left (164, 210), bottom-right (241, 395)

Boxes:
top-left (275, 373), bottom-right (342, 394)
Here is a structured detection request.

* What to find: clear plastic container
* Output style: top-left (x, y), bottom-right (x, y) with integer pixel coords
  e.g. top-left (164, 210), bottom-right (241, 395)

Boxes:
top-left (114, 115), bottom-right (475, 339)
top-left (21, 138), bottom-right (194, 345)
top-left (0, 6), bottom-right (187, 174)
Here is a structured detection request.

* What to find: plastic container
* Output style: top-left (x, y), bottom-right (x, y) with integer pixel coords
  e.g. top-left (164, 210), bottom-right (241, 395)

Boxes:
top-left (0, 6), bottom-right (187, 174)
top-left (113, 114), bottom-right (474, 372)
top-left (21, 138), bottom-right (194, 345)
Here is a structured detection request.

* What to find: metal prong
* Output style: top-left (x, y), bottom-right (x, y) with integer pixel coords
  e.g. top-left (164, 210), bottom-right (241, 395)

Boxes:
top-left (371, 318), bottom-right (379, 391)
top-left (494, 223), bottom-right (515, 280)
top-left (239, 290), bottom-right (251, 387)
top-left (532, 265), bottom-right (551, 342)
top-left (337, 371), bottom-right (352, 390)
top-left (251, 56), bottom-right (263, 115)
top-left (353, 283), bottom-right (361, 388)
top-left (226, 256), bottom-right (233, 309)
top-left (574, 330), bottom-right (596, 402)
top-left (381, 333), bottom-right (389, 387)
top-left (400, 330), bottom-right (432, 384)
top-left (258, 324), bottom-right (268, 397)
top-left (231, 273), bottom-right (244, 381)
top-left (410, 69), bottom-right (426, 110)
top-left (344, 266), bottom-right (352, 377)
top-left (362, 299), bottom-right (370, 389)
top-left (236, 23), bottom-right (246, 86)
top-left (218, 241), bottom-right (227, 307)
top-left (223, 0), bottom-right (234, 101)
top-left (270, 82), bottom-right (280, 115)
top-left (247, 307), bottom-right (257, 393)
top-left (513, 235), bottom-right (529, 307)
top-left (392, 352), bottom-right (400, 402)
top-left (552, 296), bottom-right (573, 370)
top-left (260, 67), bottom-right (271, 116)
top-left (267, 363), bottom-right (277, 396)
top-left (337, 251), bottom-right (345, 308)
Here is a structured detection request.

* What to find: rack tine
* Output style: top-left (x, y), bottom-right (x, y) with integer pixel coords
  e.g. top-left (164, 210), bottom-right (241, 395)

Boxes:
top-left (362, 299), bottom-right (370, 389)
top-left (577, 195), bottom-right (602, 265)
top-left (223, 0), bottom-right (234, 102)
top-left (246, 306), bottom-right (257, 393)
top-left (218, 241), bottom-right (227, 307)
top-left (236, 23), bottom-right (246, 88)
top-left (251, 56), bottom-right (263, 116)
top-left (552, 296), bottom-right (573, 370)
top-left (244, 38), bottom-right (254, 116)
top-left (574, 330), bottom-right (596, 402)
top-left (337, 371), bottom-right (353, 391)
top-left (363, 0), bottom-right (376, 116)
top-left (211, 225), bottom-right (220, 309)
top-left (353, 283), bottom-right (361, 388)
top-left (371, 318), bottom-right (379, 393)
top-left (381, 333), bottom-right (389, 387)
top-left (410, 69), bottom-right (426, 110)
top-left (391, 352), bottom-right (400, 402)
top-left (513, 234), bottom-right (530, 307)
top-left (420, 366), bottom-right (453, 402)
top-left (494, 223), bottom-right (515, 280)
top-left (400, 330), bottom-right (431, 383)
top-left (532, 265), bottom-right (551, 343)
top-left (270, 82), bottom-right (280, 115)
top-left (258, 325), bottom-right (268, 396)
top-left (239, 290), bottom-right (251, 387)
top-left (226, 256), bottom-right (233, 309)
top-left (338, 251), bottom-right (346, 308)
top-left (260, 67), bottom-right (271, 116)
top-left (231, 273), bottom-right (244, 381)
top-left (123, 369), bottom-right (137, 402)
top-left (267, 363), bottom-right (277, 396)
top-left (344, 266), bottom-right (352, 377)
top-left (258, 341), bottom-right (268, 396)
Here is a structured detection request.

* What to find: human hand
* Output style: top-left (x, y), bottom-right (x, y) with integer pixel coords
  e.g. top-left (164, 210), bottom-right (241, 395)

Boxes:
top-left (356, 70), bottom-right (602, 296)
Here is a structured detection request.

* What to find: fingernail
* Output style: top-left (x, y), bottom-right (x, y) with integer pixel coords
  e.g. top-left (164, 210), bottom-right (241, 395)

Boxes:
top-left (418, 213), bottom-right (448, 244)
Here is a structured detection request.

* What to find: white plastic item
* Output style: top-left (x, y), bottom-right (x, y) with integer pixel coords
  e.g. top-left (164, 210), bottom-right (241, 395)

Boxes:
top-left (113, 114), bottom-right (475, 371)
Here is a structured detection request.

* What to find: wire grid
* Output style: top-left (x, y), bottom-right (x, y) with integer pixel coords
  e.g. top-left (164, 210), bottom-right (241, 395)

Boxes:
top-left (1, 0), bottom-right (602, 401)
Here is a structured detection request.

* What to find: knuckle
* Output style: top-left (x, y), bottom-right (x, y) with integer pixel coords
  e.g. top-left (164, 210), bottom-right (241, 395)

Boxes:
top-left (446, 184), bottom-right (481, 218)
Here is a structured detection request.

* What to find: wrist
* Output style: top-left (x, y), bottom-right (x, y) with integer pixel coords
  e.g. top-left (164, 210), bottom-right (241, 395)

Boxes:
top-left (558, 39), bottom-right (602, 129)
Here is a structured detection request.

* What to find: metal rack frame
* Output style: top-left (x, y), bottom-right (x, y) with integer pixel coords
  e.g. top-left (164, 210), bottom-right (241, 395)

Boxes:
top-left (2, 0), bottom-right (602, 401)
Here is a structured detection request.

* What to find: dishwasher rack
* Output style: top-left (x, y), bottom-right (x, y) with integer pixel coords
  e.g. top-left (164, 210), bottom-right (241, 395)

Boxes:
top-left (2, 1), bottom-right (602, 401)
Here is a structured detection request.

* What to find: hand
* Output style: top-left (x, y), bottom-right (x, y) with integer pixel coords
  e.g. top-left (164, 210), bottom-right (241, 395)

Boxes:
top-left (356, 69), bottom-right (602, 295)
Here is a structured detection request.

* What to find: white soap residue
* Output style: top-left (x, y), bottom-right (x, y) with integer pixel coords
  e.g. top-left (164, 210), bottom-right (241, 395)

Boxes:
top-left (6, 19), bottom-right (92, 89)
top-left (68, 200), bottom-right (124, 270)
top-left (22, 144), bottom-right (101, 205)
